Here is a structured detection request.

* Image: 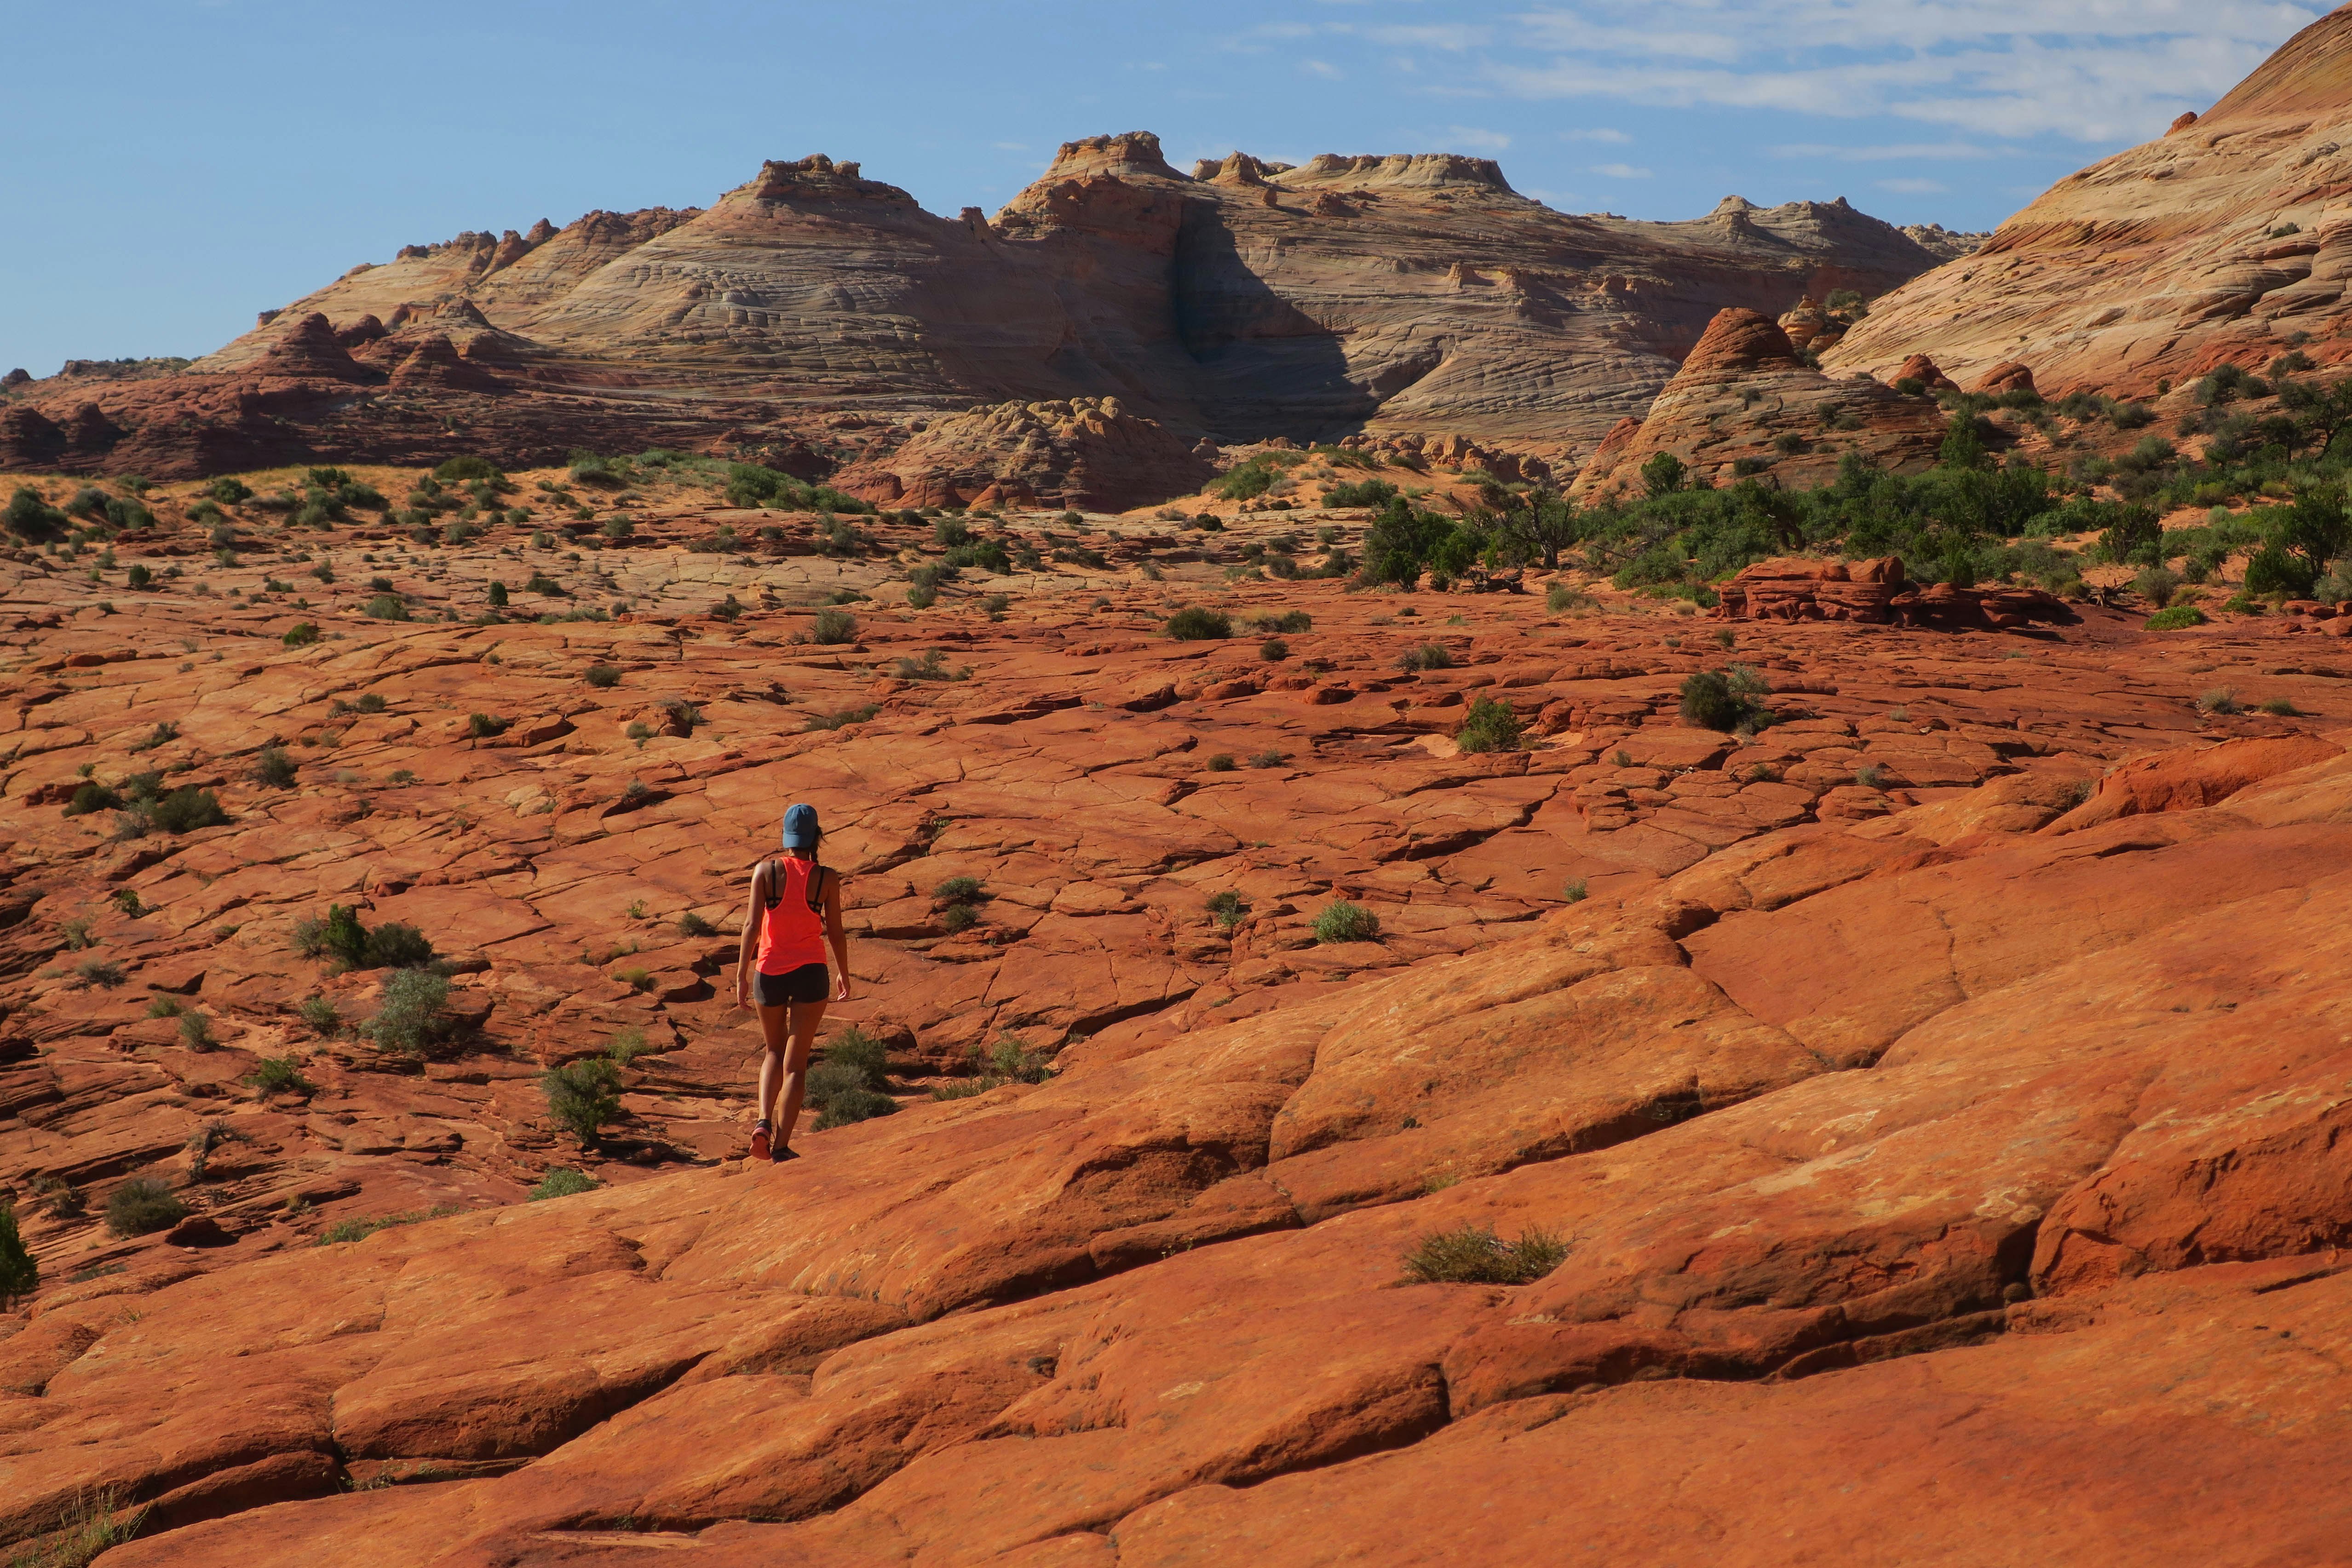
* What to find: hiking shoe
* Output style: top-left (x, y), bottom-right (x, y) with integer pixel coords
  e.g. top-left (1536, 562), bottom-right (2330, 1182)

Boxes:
top-left (772, 1143), bottom-right (800, 1163)
top-left (748, 1120), bottom-right (772, 1162)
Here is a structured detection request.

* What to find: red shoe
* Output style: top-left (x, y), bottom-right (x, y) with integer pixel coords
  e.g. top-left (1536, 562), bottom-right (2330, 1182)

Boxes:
top-left (748, 1120), bottom-right (772, 1162)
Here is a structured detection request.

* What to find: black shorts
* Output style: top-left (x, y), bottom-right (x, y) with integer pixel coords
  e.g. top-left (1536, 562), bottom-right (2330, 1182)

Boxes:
top-left (756, 962), bottom-right (830, 1006)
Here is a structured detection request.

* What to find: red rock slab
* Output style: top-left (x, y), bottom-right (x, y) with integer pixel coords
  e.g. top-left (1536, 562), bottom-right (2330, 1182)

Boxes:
top-left (1110, 1259), bottom-right (2352, 1568)
top-left (1682, 804), bottom-right (2352, 1065)
top-left (2047, 731), bottom-right (2342, 830)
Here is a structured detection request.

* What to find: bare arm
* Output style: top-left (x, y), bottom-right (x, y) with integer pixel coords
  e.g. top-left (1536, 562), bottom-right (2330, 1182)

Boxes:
top-left (734, 860), bottom-right (765, 1008)
top-left (824, 870), bottom-right (851, 1002)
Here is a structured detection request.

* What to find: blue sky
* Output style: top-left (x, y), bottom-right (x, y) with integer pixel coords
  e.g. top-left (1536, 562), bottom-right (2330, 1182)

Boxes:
top-left (0, 0), bottom-right (2331, 376)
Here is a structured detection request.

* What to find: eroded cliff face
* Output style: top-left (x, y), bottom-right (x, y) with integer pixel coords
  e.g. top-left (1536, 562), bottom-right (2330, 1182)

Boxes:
top-left (1827, 3), bottom-right (2352, 396)
top-left (0, 134), bottom-right (1950, 484)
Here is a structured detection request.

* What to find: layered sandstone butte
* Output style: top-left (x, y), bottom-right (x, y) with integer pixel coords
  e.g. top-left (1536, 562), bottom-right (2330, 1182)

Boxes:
top-left (1570, 307), bottom-right (1948, 497)
top-left (830, 396), bottom-right (1214, 511)
top-left (1828, 3), bottom-right (2352, 394)
top-left (0, 136), bottom-right (1953, 483)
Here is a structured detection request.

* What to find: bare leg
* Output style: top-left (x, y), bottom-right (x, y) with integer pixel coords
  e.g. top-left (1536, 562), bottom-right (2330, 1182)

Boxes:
top-left (754, 1003), bottom-right (793, 1126)
top-left (773, 999), bottom-right (828, 1147)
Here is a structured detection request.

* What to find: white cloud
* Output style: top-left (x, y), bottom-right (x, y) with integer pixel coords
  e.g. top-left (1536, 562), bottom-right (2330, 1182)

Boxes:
top-left (1563, 127), bottom-right (1632, 144)
top-left (1590, 161), bottom-right (1653, 178)
top-left (1303, 58), bottom-right (1345, 79)
top-left (1444, 125), bottom-right (1513, 150)
top-left (991, 141), bottom-right (1028, 151)
top-left (1770, 140), bottom-right (1993, 161)
top-left (1875, 176), bottom-right (1951, 193)
top-left (1490, 1), bottom-right (2331, 143)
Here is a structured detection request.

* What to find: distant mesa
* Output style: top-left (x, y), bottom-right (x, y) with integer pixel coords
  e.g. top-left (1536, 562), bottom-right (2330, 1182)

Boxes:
top-left (2, 131), bottom-right (1955, 484)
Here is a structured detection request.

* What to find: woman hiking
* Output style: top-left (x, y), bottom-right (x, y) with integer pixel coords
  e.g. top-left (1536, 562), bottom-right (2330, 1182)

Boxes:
top-left (735, 802), bottom-right (851, 1162)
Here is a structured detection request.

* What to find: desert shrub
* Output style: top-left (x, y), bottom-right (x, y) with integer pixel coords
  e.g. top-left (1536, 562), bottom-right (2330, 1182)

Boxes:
top-left (367, 968), bottom-right (456, 1055)
top-left (0, 1199), bottom-right (35, 1307)
top-left (1248, 750), bottom-right (1286, 770)
top-left (821, 1027), bottom-right (891, 1089)
top-left (144, 996), bottom-right (181, 1017)
top-left (1206, 753), bottom-right (1236, 772)
top-left (1855, 762), bottom-right (1888, 789)
top-left (104, 1176), bottom-right (187, 1237)
top-left (468, 712), bottom-right (510, 739)
top-left (677, 911), bottom-right (717, 938)
top-left (1259, 637), bottom-right (1290, 661)
top-left (1563, 878), bottom-right (1589, 903)
top-left (433, 456), bottom-right (501, 482)
top-left (1455, 695), bottom-right (1523, 753)
top-left (63, 781), bottom-right (122, 817)
top-left (1398, 643), bottom-right (1454, 672)
top-left (811, 608), bottom-right (858, 644)
top-left (1400, 1223), bottom-right (1567, 1285)
top-left (144, 786), bottom-right (227, 833)
top-left (529, 1168), bottom-right (600, 1201)
top-left (254, 745), bottom-right (299, 789)
top-left (541, 1057), bottom-right (623, 1147)
top-left (1165, 606), bottom-right (1231, 640)
top-left (3, 487), bottom-right (67, 540)
top-left (940, 904), bottom-right (978, 933)
top-left (364, 594), bottom-right (409, 620)
top-left (75, 958), bottom-right (127, 989)
top-left (805, 703), bottom-right (879, 731)
top-left (1313, 900), bottom-right (1380, 944)
top-left (808, 1062), bottom-right (897, 1129)
top-left (582, 663), bottom-right (621, 689)
top-left (1677, 669), bottom-right (1770, 732)
top-left (299, 999), bottom-right (340, 1035)
top-left (249, 1056), bottom-right (314, 1096)
top-left (1205, 890), bottom-right (1248, 930)
top-left (363, 922), bottom-right (435, 969)
top-left (935, 875), bottom-right (984, 904)
top-left (178, 1011), bottom-right (215, 1050)
top-left (569, 453), bottom-right (620, 484)
top-left (1547, 582), bottom-right (1596, 612)
top-left (1324, 477), bottom-right (1399, 508)
top-left (2147, 605), bottom-right (2208, 630)
top-left (2134, 565), bottom-right (2181, 605)
top-left (2197, 687), bottom-right (2242, 714)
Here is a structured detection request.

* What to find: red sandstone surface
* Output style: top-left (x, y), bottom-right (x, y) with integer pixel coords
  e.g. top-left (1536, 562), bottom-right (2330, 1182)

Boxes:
top-left (0, 453), bottom-right (2347, 1563)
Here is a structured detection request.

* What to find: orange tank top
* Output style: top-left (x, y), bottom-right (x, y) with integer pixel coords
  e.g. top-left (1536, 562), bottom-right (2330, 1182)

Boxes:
top-left (755, 856), bottom-right (828, 974)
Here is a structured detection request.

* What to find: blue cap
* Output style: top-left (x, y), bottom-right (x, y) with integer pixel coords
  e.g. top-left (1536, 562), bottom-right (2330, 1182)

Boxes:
top-left (782, 803), bottom-right (821, 849)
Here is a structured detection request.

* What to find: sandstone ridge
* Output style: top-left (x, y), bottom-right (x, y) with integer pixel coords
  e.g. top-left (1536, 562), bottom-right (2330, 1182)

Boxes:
top-left (0, 136), bottom-right (1954, 483)
top-left (1828, 4), bottom-right (2352, 394)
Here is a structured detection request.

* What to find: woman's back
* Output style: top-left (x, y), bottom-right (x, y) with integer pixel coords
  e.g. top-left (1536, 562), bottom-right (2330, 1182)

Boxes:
top-left (755, 856), bottom-right (828, 973)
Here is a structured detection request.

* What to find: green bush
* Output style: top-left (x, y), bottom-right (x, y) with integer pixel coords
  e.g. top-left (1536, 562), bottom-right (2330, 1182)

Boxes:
top-left (2197, 687), bottom-right (2242, 715)
top-left (1401, 1223), bottom-right (1567, 1285)
top-left (541, 1057), bottom-right (623, 1147)
top-left (529, 1168), bottom-right (600, 1201)
top-left (584, 662), bottom-right (621, 688)
top-left (178, 1011), bottom-right (215, 1050)
top-left (0, 1199), bottom-right (35, 1306)
top-left (298, 997), bottom-right (339, 1034)
top-left (677, 911), bottom-right (717, 938)
top-left (940, 904), bottom-right (978, 933)
top-left (433, 456), bottom-right (502, 482)
top-left (1314, 901), bottom-right (1380, 944)
top-left (147, 787), bottom-right (228, 833)
top-left (249, 1056), bottom-right (314, 1096)
top-left (467, 712), bottom-right (510, 739)
top-left (821, 1027), bottom-right (891, 1091)
top-left (811, 608), bottom-right (858, 644)
top-left (104, 1176), bottom-right (187, 1237)
top-left (3, 486), bottom-right (67, 540)
top-left (2146, 605), bottom-right (2208, 630)
top-left (254, 745), bottom-right (299, 789)
top-left (76, 958), bottom-right (127, 989)
top-left (935, 875), bottom-right (983, 903)
top-left (1456, 696), bottom-right (1522, 753)
top-left (367, 969), bottom-right (455, 1055)
top-left (1260, 638), bottom-right (1290, 661)
top-left (1324, 477), bottom-right (1398, 508)
top-left (63, 781), bottom-right (123, 817)
top-left (364, 594), bottom-right (409, 620)
top-left (1205, 890), bottom-right (1248, 930)
top-left (1165, 606), bottom-right (1231, 640)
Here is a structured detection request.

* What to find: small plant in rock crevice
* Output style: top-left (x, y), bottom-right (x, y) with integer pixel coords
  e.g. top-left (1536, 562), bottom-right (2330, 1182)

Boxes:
top-left (1314, 901), bottom-right (1380, 944)
top-left (1400, 1223), bottom-right (1568, 1285)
